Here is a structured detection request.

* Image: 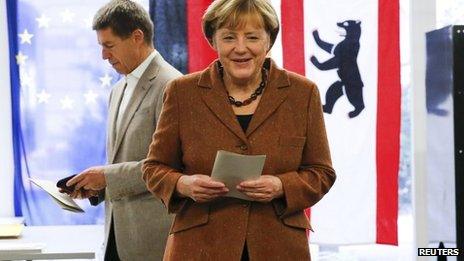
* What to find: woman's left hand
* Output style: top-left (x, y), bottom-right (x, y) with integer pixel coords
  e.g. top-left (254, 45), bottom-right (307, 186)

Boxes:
top-left (237, 175), bottom-right (284, 202)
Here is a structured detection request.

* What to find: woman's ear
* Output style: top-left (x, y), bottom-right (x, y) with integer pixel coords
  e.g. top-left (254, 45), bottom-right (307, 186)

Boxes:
top-left (266, 34), bottom-right (272, 51)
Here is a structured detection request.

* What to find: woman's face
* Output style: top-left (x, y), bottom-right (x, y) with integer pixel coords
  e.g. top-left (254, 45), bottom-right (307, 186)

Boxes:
top-left (213, 16), bottom-right (270, 84)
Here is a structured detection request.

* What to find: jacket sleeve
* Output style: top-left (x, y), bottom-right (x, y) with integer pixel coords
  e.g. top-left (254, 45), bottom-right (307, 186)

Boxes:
top-left (102, 160), bottom-right (150, 201)
top-left (142, 80), bottom-right (187, 213)
top-left (91, 79), bottom-right (168, 204)
top-left (87, 161), bottom-right (147, 204)
top-left (274, 83), bottom-right (336, 218)
top-left (91, 158), bottom-right (177, 205)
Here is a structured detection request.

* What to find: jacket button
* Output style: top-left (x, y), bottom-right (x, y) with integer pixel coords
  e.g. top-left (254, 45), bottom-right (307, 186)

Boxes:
top-left (240, 144), bottom-right (248, 151)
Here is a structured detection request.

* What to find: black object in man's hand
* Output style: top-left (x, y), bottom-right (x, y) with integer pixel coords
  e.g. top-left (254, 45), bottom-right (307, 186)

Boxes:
top-left (56, 174), bottom-right (77, 193)
top-left (56, 174), bottom-right (99, 205)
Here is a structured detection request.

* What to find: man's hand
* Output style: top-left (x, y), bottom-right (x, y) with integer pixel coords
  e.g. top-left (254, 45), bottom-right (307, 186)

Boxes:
top-left (176, 174), bottom-right (228, 203)
top-left (237, 175), bottom-right (284, 202)
top-left (66, 167), bottom-right (107, 192)
top-left (60, 188), bottom-right (99, 199)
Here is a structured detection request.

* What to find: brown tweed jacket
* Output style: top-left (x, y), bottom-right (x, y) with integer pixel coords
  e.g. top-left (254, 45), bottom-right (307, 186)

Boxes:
top-left (142, 58), bottom-right (336, 261)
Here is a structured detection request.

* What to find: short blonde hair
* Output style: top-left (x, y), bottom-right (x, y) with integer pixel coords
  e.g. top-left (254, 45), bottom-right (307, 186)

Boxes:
top-left (202, 0), bottom-right (280, 49)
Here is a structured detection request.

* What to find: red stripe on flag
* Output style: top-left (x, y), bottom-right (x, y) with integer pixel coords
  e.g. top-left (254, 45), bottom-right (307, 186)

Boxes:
top-left (377, 0), bottom-right (400, 245)
top-left (281, 0), bottom-right (305, 76)
top-left (281, 0), bottom-right (310, 236)
top-left (186, 0), bottom-right (217, 73)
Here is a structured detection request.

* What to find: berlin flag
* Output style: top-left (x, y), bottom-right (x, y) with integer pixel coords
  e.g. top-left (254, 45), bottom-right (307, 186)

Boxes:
top-left (185, 0), bottom-right (400, 245)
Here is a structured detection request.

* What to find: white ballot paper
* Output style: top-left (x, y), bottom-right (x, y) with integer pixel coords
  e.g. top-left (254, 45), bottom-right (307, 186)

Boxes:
top-left (0, 217), bottom-right (25, 238)
top-left (29, 178), bottom-right (84, 213)
top-left (211, 150), bottom-right (266, 200)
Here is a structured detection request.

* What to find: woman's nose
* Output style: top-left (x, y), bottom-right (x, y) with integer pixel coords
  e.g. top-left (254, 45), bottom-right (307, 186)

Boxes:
top-left (234, 38), bottom-right (247, 53)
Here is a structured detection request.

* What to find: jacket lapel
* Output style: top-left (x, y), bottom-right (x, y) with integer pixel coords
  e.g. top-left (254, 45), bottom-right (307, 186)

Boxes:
top-left (246, 62), bottom-right (290, 137)
top-left (111, 55), bottom-right (161, 163)
top-left (198, 63), bottom-right (248, 143)
top-left (108, 80), bottom-right (126, 161)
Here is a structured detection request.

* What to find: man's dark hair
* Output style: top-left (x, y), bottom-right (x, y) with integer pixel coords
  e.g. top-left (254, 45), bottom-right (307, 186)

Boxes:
top-left (92, 0), bottom-right (154, 45)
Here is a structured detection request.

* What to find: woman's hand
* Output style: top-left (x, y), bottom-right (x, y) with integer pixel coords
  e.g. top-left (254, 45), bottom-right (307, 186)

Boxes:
top-left (176, 174), bottom-right (229, 203)
top-left (237, 175), bottom-right (284, 202)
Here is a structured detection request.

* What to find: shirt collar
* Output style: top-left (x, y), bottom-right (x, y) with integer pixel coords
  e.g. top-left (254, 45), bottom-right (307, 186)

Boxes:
top-left (126, 50), bottom-right (158, 81)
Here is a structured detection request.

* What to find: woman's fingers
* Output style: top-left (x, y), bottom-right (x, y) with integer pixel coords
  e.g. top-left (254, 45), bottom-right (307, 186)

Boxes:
top-left (192, 192), bottom-right (225, 202)
top-left (192, 187), bottom-right (228, 199)
top-left (241, 192), bottom-right (272, 202)
top-left (193, 176), bottom-right (227, 189)
top-left (238, 175), bottom-right (283, 200)
top-left (239, 180), bottom-right (266, 188)
top-left (237, 186), bottom-right (271, 193)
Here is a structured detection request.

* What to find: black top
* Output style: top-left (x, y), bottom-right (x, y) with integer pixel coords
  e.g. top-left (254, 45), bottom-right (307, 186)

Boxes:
top-left (236, 114), bottom-right (253, 132)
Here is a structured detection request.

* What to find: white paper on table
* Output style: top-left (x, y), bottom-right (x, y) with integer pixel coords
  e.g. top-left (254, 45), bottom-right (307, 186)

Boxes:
top-left (0, 224), bottom-right (24, 237)
top-left (0, 217), bottom-right (24, 225)
top-left (211, 150), bottom-right (266, 201)
top-left (29, 178), bottom-right (84, 213)
top-left (0, 217), bottom-right (25, 238)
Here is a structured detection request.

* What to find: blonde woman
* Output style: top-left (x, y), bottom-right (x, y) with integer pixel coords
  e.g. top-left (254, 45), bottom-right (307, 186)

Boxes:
top-left (143, 0), bottom-right (336, 260)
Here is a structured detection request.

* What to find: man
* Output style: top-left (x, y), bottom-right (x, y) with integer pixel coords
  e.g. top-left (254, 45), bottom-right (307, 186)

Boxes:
top-left (65, 1), bottom-right (181, 260)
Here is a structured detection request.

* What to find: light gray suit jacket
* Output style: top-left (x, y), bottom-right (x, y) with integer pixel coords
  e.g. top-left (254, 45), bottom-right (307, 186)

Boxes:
top-left (98, 53), bottom-right (181, 260)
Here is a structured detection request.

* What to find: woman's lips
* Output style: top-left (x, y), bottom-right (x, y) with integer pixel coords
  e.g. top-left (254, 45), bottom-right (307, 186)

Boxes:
top-left (232, 58), bottom-right (251, 63)
top-left (232, 58), bottom-right (252, 67)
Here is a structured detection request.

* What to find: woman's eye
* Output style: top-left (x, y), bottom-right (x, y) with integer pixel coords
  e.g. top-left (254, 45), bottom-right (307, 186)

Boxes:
top-left (247, 36), bottom-right (259, 40)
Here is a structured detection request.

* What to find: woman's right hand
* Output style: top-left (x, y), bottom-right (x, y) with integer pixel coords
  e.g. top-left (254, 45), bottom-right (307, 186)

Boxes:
top-left (176, 174), bottom-right (229, 203)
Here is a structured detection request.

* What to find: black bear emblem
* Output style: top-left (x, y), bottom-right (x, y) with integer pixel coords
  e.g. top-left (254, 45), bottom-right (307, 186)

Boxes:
top-left (310, 20), bottom-right (365, 118)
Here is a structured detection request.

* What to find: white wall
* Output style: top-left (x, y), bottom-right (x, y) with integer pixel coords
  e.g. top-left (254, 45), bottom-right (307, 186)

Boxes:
top-left (410, 0), bottom-right (436, 256)
top-left (0, 0), bottom-right (15, 217)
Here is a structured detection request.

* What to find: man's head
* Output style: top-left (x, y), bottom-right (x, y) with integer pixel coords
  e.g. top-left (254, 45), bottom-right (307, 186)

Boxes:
top-left (93, 0), bottom-right (154, 75)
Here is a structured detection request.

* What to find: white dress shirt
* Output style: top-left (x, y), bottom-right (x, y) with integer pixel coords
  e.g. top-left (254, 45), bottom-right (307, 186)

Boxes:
top-left (116, 50), bottom-right (158, 130)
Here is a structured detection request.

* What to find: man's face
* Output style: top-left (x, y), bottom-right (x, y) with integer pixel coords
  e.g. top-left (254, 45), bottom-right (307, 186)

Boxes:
top-left (97, 28), bottom-right (138, 75)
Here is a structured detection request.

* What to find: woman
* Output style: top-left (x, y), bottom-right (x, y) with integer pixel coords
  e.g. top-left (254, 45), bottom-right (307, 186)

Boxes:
top-left (142, 0), bottom-right (336, 260)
